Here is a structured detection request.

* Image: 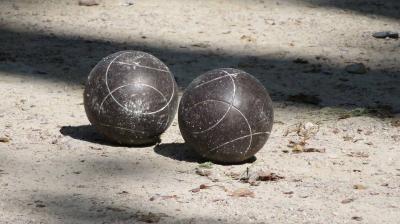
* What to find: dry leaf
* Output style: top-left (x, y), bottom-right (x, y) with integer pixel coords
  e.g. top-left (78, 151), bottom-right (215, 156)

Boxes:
top-left (391, 119), bottom-right (400, 127)
top-left (229, 188), bottom-right (255, 198)
top-left (150, 194), bottom-right (178, 201)
top-left (224, 171), bottom-right (241, 180)
top-left (256, 171), bottom-right (284, 181)
top-left (198, 162), bottom-right (213, 169)
top-left (291, 143), bottom-right (304, 153)
top-left (190, 184), bottom-right (226, 193)
top-left (303, 148), bottom-right (326, 153)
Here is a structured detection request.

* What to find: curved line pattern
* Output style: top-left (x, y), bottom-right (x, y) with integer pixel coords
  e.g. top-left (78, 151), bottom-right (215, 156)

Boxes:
top-left (103, 52), bottom-right (175, 116)
top-left (231, 104), bottom-right (252, 154)
top-left (105, 52), bottom-right (131, 111)
top-left (204, 131), bottom-right (270, 156)
top-left (186, 99), bottom-right (253, 155)
top-left (192, 71), bottom-right (237, 134)
top-left (116, 61), bottom-right (169, 73)
top-left (194, 74), bottom-right (231, 89)
top-left (99, 83), bottom-right (167, 113)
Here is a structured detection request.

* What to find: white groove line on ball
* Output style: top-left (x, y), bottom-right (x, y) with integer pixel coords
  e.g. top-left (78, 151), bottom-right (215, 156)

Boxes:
top-left (117, 52), bottom-right (176, 117)
top-left (99, 83), bottom-right (167, 113)
top-left (105, 52), bottom-right (131, 111)
top-left (194, 74), bottom-right (231, 89)
top-left (98, 123), bottom-right (148, 134)
top-left (192, 71), bottom-right (237, 134)
top-left (187, 99), bottom-right (253, 154)
top-left (204, 131), bottom-right (270, 156)
top-left (116, 61), bottom-right (169, 73)
top-left (104, 52), bottom-right (175, 115)
top-left (231, 103), bottom-right (253, 154)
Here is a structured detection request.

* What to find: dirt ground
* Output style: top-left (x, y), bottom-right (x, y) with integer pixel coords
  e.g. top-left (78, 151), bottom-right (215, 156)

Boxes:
top-left (0, 0), bottom-right (400, 223)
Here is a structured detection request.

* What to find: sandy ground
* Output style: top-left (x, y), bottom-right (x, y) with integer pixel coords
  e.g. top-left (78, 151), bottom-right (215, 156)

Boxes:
top-left (0, 0), bottom-right (400, 223)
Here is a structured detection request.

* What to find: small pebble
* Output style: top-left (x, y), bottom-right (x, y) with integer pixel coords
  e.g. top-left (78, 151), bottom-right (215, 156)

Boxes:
top-left (345, 63), bottom-right (367, 74)
top-left (78, 0), bottom-right (99, 6)
top-left (372, 31), bottom-right (399, 39)
top-left (351, 216), bottom-right (363, 221)
top-left (0, 137), bottom-right (10, 143)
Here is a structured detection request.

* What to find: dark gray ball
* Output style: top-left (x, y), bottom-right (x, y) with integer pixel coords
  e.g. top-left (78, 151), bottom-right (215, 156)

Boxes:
top-left (84, 51), bottom-right (178, 145)
top-left (178, 68), bottom-right (273, 163)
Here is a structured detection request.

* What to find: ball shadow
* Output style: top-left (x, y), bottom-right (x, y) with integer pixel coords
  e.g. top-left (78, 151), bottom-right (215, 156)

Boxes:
top-left (154, 143), bottom-right (206, 163)
top-left (59, 125), bottom-right (158, 148)
top-left (154, 143), bottom-right (257, 165)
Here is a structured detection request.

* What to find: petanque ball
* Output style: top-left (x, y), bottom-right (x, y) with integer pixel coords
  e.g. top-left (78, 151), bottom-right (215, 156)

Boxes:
top-left (178, 68), bottom-right (273, 163)
top-left (84, 51), bottom-right (178, 145)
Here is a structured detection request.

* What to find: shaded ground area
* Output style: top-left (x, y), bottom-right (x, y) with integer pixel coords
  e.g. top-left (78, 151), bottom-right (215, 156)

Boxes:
top-left (1, 27), bottom-right (399, 111)
top-left (303, 0), bottom-right (400, 19)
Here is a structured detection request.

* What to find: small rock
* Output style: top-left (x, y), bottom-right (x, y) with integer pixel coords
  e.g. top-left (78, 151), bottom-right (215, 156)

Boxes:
top-left (353, 184), bottom-right (367, 190)
top-left (351, 216), bottom-right (363, 221)
top-left (372, 31), bottom-right (399, 39)
top-left (240, 35), bottom-right (256, 42)
top-left (190, 184), bottom-right (210, 193)
top-left (78, 0), bottom-right (99, 6)
top-left (191, 43), bottom-right (210, 48)
top-left (195, 168), bottom-right (212, 177)
top-left (341, 198), bottom-right (355, 204)
top-left (392, 135), bottom-right (400, 142)
top-left (105, 206), bottom-right (125, 212)
top-left (0, 137), bottom-right (10, 143)
top-left (347, 152), bottom-right (369, 158)
top-left (345, 63), bottom-right (367, 74)
top-left (293, 58), bottom-right (309, 64)
top-left (256, 171), bottom-right (284, 181)
top-left (265, 19), bottom-right (276, 25)
top-left (240, 169), bottom-right (284, 185)
top-left (121, 0), bottom-right (135, 6)
top-left (34, 200), bottom-right (46, 208)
